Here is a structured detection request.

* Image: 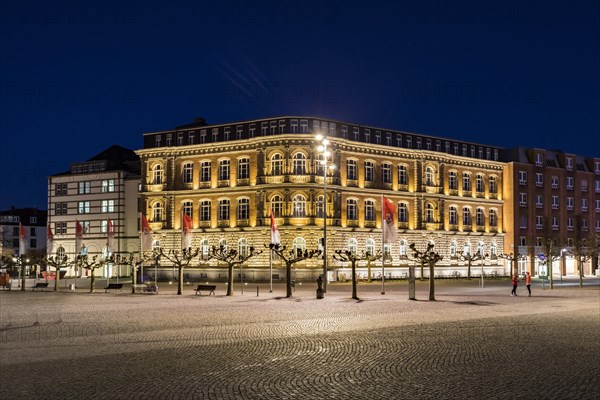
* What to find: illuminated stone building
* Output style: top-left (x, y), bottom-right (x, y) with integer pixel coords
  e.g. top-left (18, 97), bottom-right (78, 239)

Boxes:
top-left (502, 148), bottom-right (600, 276)
top-left (137, 117), bottom-right (506, 281)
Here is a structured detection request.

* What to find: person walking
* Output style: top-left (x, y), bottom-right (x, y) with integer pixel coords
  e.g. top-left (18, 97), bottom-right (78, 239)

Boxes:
top-left (511, 273), bottom-right (519, 296)
top-left (525, 272), bottom-right (532, 297)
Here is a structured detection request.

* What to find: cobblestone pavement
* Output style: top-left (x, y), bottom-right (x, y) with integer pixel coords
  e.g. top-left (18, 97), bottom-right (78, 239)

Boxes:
top-left (1, 279), bottom-right (599, 399)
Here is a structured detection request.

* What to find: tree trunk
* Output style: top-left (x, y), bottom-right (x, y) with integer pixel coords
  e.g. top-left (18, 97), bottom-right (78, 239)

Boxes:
top-left (420, 261), bottom-right (425, 281)
top-left (579, 259), bottom-right (583, 288)
top-left (177, 266), bottom-right (184, 295)
top-left (548, 243), bottom-right (554, 289)
top-left (428, 261), bottom-right (435, 301)
top-left (90, 271), bottom-right (95, 293)
top-left (351, 260), bottom-right (358, 300)
top-left (20, 262), bottom-right (25, 291)
top-left (132, 265), bottom-right (137, 294)
top-left (286, 262), bottom-right (292, 298)
top-left (367, 260), bottom-right (371, 283)
top-left (467, 261), bottom-right (472, 279)
top-left (227, 264), bottom-right (234, 296)
top-left (509, 260), bottom-right (513, 278)
top-left (54, 267), bottom-right (60, 292)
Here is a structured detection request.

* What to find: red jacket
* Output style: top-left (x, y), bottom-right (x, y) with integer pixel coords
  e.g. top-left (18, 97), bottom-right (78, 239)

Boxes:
top-left (525, 274), bottom-right (531, 285)
top-left (512, 275), bottom-right (518, 285)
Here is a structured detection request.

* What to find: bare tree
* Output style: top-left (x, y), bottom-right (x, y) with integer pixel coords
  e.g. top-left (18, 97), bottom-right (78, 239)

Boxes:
top-left (333, 249), bottom-right (382, 300)
top-left (499, 252), bottom-right (526, 278)
top-left (157, 248), bottom-right (199, 295)
top-left (111, 253), bottom-right (152, 294)
top-left (268, 244), bottom-right (321, 298)
top-left (207, 245), bottom-right (261, 296)
top-left (74, 255), bottom-right (104, 293)
top-left (539, 235), bottom-right (563, 289)
top-left (408, 243), bottom-right (443, 301)
top-left (39, 254), bottom-right (68, 292)
top-left (570, 217), bottom-right (594, 288)
top-left (458, 251), bottom-right (483, 280)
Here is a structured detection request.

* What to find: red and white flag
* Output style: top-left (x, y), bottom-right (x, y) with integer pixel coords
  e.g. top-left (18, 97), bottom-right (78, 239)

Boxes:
top-left (75, 219), bottom-right (84, 254)
top-left (270, 210), bottom-right (280, 245)
top-left (107, 219), bottom-right (115, 252)
top-left (182, 213), bottom-right (193, 249)
top-left (47, 224), bottom-right (54, 255)
top-left (141, 213), bottom-right (153, 252)
top-left (382, 195), bottom-right (397, 244)
top-left (19, 223), bottom-right (27, 255)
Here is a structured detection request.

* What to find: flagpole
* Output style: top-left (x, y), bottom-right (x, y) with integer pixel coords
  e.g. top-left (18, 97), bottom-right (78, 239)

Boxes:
top-left (140, 212), bottom-right (144, 286)
top-left (269, 249), bottom-right (273, 292)
top-left (381, 194), bottom-right (385, 295)
top-left (106, 218), bottom-right (110, 288)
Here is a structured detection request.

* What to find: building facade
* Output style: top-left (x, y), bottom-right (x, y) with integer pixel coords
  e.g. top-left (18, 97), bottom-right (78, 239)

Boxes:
top-left (47, 145), bottom-right (140, 278)
top-left (502, 148), bottom-right (600, 276)
top-left (0, 207), bottom-right (47, 258)
top-left (137, 117), bottom-right (506, 281)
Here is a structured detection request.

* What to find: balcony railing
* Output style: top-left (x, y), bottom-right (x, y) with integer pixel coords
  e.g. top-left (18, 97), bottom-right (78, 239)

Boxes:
top-left (347, 219), bottom-right (358, 227)
top-left (364, 220), bottom-right (376, 228)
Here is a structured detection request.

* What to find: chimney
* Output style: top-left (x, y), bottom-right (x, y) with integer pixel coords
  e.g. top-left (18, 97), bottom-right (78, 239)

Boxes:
top-left (193, 117), bottom-right (207, 126)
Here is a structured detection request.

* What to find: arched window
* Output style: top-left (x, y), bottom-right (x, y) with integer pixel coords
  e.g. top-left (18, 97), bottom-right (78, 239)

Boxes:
top-left (152, 164), bottom-right (163, 184)
top-left (462, 172), bottom-right (471, 191)
top-left (316, 194), bottom-right (325, 218)
top-left (489, 176), bottom-right (498, 194)
top-left (383, 243), bottom-right (392, 260)
top-left (366, 238), bottom-right (375, 257)
top-left (292, 153), bottom-right (306, 175)
top-left (292, 237), bottom-right (306, 257)
top-left (398, 202), bottom-right (408, 223)
top-left (292, 195), bottom-right (306, 217)
top-left (346, 199), bottom-right (357, 220)
top-left (382, 163), bottom-right (392, 184)
top-left (425, 203), bottom-right (435, 223)
top-left (237, 198), bottom-right (249, 220)
top-left (490, 242), bottom-right (498, 258)
top-left (477, 241), bottom-right (485, 256)
top-left (425, 166), bottom-right (435, 186)
top-left (200, 161), bottom-right (211, 182)
top-left (449, 171), bottom-right (458, 190)
top-left (450, 241), bottom-right (457, 257)
top-left (347, 238), bottom-right (358, 254)
top-left (218, 199), bottom-right (230, 220)
top-left (449, 206), bottom-right (458, 225)
top-left (182, 162), bottom-right (193, 184)
top-left (238, 238), bottom-right (248, 259)
top-left (489, 209), bottom-right (497, 227)
top-left (463, 242), bottom-right (471, 255)
top-left (182, 201), bottom-right (193, 218)
top-left (201, 238), bottom-right (210, 260)
top-left (365, 200), bottom-right (375, 221)
top-left (315, 154), bottom-right (325, 176)
top-left (152, 240), bottom-right (161, 252)
top-left (237, 157), bottom-right (250, 179)
top-left (218, 159), bottom-right (230, 181)
top-left (347, 159), bottom-right (357, 180)
top-left (476, 174), bottom-right (485, 193)
top-left (200, 200), bottom-right (211, 221)
top-left (463, 207), bottom-right (471, 225)
top-left (476, 208), bottom-right (485, 226)
top-left (152, 202), bottom-right (163, 222)
top-left (219, 238), bottom-right (228, 253)
top-left (271, 195), bottom-right (283, 217)
top-left (364, 161), bottom-right (375, 182)
top-left (399, 239), bottom-right (408, 257)
top-left (398, 165), bottom-right (408, 185)
top-left (271, 153), bottom-right (283, 176)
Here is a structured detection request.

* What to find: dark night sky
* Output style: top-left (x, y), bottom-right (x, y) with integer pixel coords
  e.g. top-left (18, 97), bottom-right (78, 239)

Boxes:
top-left (1, 0), bottom-right (599, 210)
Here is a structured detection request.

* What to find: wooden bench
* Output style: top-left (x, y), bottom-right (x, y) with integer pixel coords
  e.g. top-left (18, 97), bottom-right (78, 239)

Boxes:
top-left (195, 284), bottom-right (216, 296)
top-left (32, 282), bottom-right (49, 291)
top-left (104, 283), bottom-right (123, 293)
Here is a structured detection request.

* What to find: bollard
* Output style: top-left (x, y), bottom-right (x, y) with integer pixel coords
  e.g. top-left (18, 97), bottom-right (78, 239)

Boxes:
top-left (257, 286), bottom-right (259, 297)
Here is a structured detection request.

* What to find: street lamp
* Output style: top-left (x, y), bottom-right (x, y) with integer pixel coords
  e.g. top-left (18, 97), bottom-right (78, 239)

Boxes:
top-left (316, 134), bottom-right (335, 293)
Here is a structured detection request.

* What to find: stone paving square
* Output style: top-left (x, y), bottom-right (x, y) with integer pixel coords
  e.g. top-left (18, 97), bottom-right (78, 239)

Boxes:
top-left (1, 278), bottom-right (599, 399)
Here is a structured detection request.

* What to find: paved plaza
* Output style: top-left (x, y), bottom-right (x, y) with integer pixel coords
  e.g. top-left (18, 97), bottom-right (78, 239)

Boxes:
top-left (1, 278), bottom-right (599, 399)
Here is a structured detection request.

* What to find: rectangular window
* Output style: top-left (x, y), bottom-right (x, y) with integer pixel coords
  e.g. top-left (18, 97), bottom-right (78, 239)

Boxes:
top-left (536, 194), bottom-right (543, 208)
top-left (454, 143), bottom-right (459, 155)
top-left (364, 128), bottom-right (370, 143)
top-left (78, 201), bottom-right (90, 214)
top-left (382, 164), bottom-right (391, 184)
top-left (224, 127), bottom-right (231, 141)
top-left (212, 128), bottom-right (219, 141)
top-left (567, 177), bottom-right (574, 190)
top-left (269, 121), bottom-right (277, 135)
top-left (536, 215), bottom-right (543, 230)
top-left (581, 180), bottom-right (588, 192)
top-left (567, 218), bottom-right (574, 231)
top-left (375, 130), bottom-right (381, 144)
top-left (55, 183), bottom-right (68, 196)
top-left (101, 179), bottom-right (115, 193)
top-left (519, 171), bottom-right (527, 185)
top-left (189, 131), bottom-right (195, 144)
top-left (416, 137), bottom-right (421, 149)
top-left (201, 162), bottom-right (211, 182)
top-left (406, 136), bottom-right (412, 149)
top-left (552, 217), bottom-right (559, 230)
top-left (279, 120), bottom-right (286, 134)
top-left (291, 119), bottom-right (298, 133)
top-left (237, 158), bottom-right (250, 180)
top-left (55, 202), bottom-right (68, 215)
top-left (166, 134), bottom-right (172, 146)
top-left (300, 120), bottom-right (308, 133)
top-left (566, 157), bottom-right (573, 170)
top-left (101, 220), bottom-right (108, 233)
top-left (535, 153), bottom-right (543, 167)
top-left (552, 196), bottom-right (559, 209)
top-left (200, 129), bottom-right (207, 143)
top-left (341, 125), bottom-right (348, 139)
top-left (101, 200), bottom-right (115, 213)
top-left (346, 160), bottom-right (357, 181)
top-left (567, 197), bottom-right (574, 210)
top-left (536, 173), bottom-right (543, 187)
top-left (177, 132), bottom-right (184, 146)
top-left (519, 215), bottom-right (528, 229)
top-left (200, 201), bottom-right (211, 221)
top-left (582, 198), bottom-right (588, 211)
top-left (236, 125), bottom-right (243, 140)
top-left (551, 176), bottom-right (559, 189)
top-left (55, 221), bottom-right (67, 235)
top-left (595, 199), bottom-right (600, 212)
top-left (249, 124), bottom-right (256, 138)
top-left (519, 193), bottom-right (527, 207)
top-left (78, 181), bottom-right (91, 194)
top-left (155, 135), bottom-right (161, 147)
